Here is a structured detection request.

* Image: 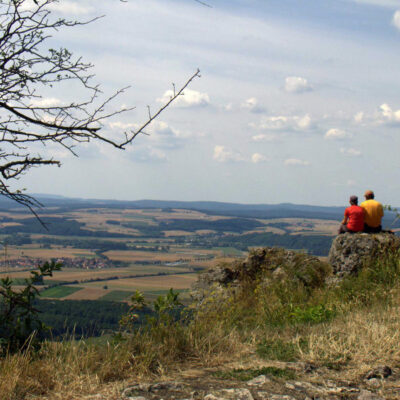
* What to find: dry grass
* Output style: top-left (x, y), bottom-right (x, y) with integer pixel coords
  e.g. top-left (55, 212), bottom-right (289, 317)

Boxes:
top-left (0, 318), bottom-right (245, 400)
top-left (302, 300), bottom-right (400, 377)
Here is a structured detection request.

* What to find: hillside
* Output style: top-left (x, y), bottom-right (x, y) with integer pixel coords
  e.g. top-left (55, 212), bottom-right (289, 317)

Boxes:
top-left (2, 236), bottom-right (400, 399)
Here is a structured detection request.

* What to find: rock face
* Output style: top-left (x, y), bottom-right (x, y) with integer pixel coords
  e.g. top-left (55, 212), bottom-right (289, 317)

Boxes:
top-left (191, 247), bottom-right (331, 301)
top-left (328, 232), bottom-right (400, 277)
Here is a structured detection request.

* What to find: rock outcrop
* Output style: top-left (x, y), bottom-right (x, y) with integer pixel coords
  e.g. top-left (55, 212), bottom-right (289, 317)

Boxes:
top-left (191, 247), bottom-right (331, 301)
top-left (328, 233), bottom-right (400, 277)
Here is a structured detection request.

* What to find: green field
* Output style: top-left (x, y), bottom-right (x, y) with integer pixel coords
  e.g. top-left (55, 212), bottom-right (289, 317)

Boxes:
top-left (99, 290), bottom-right (133, 302)
top-left (39, 286), bottom-right (83, 299)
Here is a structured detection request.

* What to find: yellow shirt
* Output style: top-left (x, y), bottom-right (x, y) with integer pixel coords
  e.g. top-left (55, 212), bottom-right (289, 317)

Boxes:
top-left (360, 199), bottom-right (384, 228)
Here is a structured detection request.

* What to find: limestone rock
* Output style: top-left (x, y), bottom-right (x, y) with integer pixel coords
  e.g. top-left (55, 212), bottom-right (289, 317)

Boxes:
top-left (191, 247), bottom-right (330, 301)
top-left (328, 233), bottom-right (400, 277)
top-left (221, 388), bottom-right (254, 400)
top-left (357, 389), bottom-right (385, 400)
top-left (247, 375), bottom-right (270, 386)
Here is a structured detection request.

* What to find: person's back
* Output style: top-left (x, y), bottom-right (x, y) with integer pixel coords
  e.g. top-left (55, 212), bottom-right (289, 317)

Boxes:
top-left (338, 195), bottom-right (364, 234)
top-left (344, 204), bottom-right (364, 232)
top-left (360, 190), bottom-right (383, 233)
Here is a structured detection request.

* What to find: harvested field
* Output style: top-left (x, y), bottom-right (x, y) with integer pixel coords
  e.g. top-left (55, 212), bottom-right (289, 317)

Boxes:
top-left (99, 290), bottom-right (133, 302)
top-left (163, 230), bottom-right (193, 237)
top-left (64, 287), bottom-right (109, 300)
top-left (105, 250), bottom-right (194, 262)
top-left (5, 246), bottom-right (95, 259)
top-left (40, 286), bottom-right (82, 299)
top-left (84, 273), bottom-right (198, 291)
top-left (2, 265), bottom-right (196, 284)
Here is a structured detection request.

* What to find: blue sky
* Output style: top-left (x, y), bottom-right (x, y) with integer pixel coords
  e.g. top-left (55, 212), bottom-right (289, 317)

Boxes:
top-left (18, 0), bottom-right (400, 206)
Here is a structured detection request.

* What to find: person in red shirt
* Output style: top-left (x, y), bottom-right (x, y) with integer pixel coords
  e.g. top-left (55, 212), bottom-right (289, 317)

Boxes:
top-left (338, 195), bottom-right (365, 234)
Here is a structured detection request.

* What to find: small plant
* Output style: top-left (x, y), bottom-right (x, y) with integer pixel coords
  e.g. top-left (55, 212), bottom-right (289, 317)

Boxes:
top-left (256, 338), bottom-right (308, 361)
top-left (119, 288), bottom-right (183, 333)
top-left (290, 304), bottom-right (336, 324)
top-left (0, 260), bottom-right (62, 353)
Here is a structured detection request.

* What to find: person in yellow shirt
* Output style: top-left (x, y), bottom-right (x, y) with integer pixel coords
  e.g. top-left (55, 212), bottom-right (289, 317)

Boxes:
top-left (360, 190), bottom-right (384, 233)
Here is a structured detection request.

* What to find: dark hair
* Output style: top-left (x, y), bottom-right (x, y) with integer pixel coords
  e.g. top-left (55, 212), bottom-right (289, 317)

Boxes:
top-left (350, 195), bottom-right (358, 205)
top-left (365, 190), bottom-right (374, 200)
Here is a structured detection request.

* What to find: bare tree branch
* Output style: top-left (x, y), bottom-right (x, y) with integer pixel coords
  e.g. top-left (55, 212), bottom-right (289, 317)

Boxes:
top-left (0, 0), bottom-right (200, 221)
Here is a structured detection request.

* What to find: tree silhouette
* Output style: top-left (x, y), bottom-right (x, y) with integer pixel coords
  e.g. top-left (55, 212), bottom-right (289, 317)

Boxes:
top-left (0, 0), bottom-right (200, 216)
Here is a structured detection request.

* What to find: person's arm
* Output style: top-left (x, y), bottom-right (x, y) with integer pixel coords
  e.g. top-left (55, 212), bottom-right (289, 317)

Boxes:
top-left (341, 209), bottom-right (349, 225)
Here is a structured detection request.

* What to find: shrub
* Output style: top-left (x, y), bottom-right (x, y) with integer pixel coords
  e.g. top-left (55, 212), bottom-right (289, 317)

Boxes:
top-left (0, 261), bottom-right (62, 353)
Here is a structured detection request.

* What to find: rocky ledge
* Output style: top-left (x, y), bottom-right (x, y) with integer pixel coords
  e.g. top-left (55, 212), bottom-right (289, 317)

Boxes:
top-left (328, 232), bottom-right (400, 277)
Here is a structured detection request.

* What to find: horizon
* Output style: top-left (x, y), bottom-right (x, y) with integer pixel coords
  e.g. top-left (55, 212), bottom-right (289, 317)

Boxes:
top-left (22, 193), bottom-right (395, 210)
top-left (11, 0), bottom-right (400, 207)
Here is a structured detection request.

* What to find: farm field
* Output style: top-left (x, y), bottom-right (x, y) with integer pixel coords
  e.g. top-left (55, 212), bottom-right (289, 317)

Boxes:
top-left (81, 274), bottom-right (198, 290)
top-left (0, 201), bottom-right (343, 306)
top-left (40, 286), bottom-right (83, 299)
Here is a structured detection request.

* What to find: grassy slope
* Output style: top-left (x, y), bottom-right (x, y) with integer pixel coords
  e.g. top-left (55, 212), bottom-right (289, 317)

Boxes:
top-left (2, 248), bottom-right (400, 399)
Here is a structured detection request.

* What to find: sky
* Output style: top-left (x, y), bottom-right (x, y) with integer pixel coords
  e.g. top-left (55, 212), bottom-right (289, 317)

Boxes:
top-left (15, 0), bottom-right (400, 206)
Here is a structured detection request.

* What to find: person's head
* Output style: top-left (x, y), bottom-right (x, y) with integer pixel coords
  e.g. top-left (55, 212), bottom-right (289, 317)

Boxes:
top-left (364, 190), bottom-right (374, 200)
top-left (349, 195), bottom-right (358, 205)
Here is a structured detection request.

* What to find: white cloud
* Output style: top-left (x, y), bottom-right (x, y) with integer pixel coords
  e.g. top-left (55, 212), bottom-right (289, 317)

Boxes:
top-left (297, 114), bottom-right (312, 130)
top-left (158, 89), bottom-right (210, 108)
top-left (224, 103), bottom-right (234, 111)
top-left (284, 76), bottom-right (312, 93)
top-left (131, 147), bottom-right (168, 163)
top-left (251, 114), bottom-right (312, 131)
top-left (251, 153), bottom-right (267, 163)
top-left (353, 111), bottom-right (364, 124)
top-left (30, 97), bottom-right (61, 108)
top-left (146, 121), bottom-right (190, 149)
top-left (109, 121), bottom-right (136, 130)
top-left (110, 120), bottom-right (190, 149)
top-left (284, 158), bottom-right (310, 166)
top-left (241, 97), bottom-right (265, 113)
top-left (48, 2), bottom-right (94, 15)
top-left (324, 128), bottom-right (351, 140)
top-left (252, 133), bottom-right (279, 142)
top-left (347, 179), bottom-right (356, 186)
top-left (377, 103), bottom-right (400, 124)
top-left (213, 145), bottom-right (243, 163)
top-left (393, 11), bottom-right (400, 30)
top-left (340, 148), bottom-right (362, 157)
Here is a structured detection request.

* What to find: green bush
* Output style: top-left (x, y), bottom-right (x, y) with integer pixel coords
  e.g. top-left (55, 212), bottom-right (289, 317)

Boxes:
top-left (0, 260), bottom-right (62, 353)
top-left (289, 304), bottom-right (336, 324)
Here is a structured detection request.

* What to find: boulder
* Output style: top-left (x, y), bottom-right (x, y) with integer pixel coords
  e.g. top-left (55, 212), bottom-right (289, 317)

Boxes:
top-left (191, 247), bottom-right (331, 301)
top-left (328, 233), bottom-right (400, 277)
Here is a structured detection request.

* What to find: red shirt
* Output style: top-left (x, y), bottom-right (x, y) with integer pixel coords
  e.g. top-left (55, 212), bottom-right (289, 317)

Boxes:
top-left (344, 205), bottom-right (365, 232)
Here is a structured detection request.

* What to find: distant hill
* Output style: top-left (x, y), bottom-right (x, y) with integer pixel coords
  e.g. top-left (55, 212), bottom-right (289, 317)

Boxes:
top-left (1, 195), bottom-right (399, 227)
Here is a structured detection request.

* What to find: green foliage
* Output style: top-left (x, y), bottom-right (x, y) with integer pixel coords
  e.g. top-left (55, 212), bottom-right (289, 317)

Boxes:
top-left (119, 289), bottom-right (183, 334)
top-left (212, 366), bottom-right (295, 381)
top-left (335, 250), bottom-right (400, 306)
top-left (36, 299), bottom-right (131, 338)
top-left (0, 260), bottom-right (62, 352)
top-left (256, 338), bottom-right (308, 362)
top-left (153, 288), bottom-right (182, 315)
top-left (289, 304), bottom-right (336, 324)
top-left (189, 231), bottom-right (334, 256)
